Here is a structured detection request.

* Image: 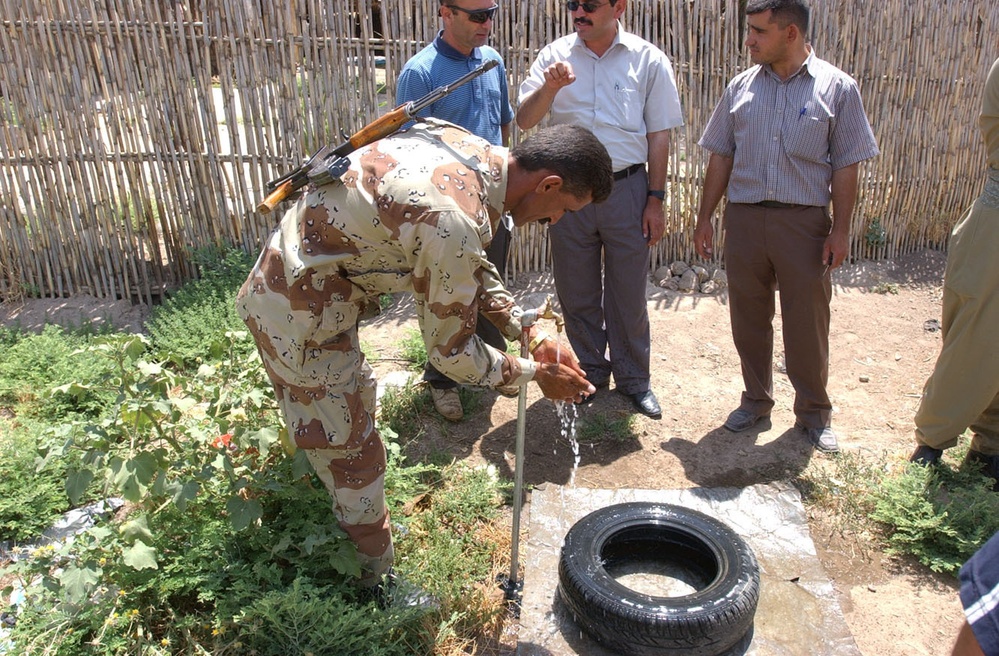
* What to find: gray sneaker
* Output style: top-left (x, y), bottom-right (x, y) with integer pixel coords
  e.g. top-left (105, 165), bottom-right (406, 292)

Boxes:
top-left (723, 408), bottom-right (767, 432)
top-left (804, 425), bottom-right (839, 453)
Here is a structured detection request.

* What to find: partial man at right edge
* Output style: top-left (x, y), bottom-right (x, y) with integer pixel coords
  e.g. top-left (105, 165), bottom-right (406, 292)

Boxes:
top-left (909, 56), bottom-right (999, 491)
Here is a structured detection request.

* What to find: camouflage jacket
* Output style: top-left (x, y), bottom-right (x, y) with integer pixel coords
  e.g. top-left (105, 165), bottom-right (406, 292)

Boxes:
top-left (240, 120), bottom-right (537, 388)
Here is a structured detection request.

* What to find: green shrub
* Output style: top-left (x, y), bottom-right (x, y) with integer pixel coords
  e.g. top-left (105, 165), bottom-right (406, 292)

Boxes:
top-left (3, 332), bottom-right (443, 655)
top-left (0, 324), bottom-right (117, 419)
top-left (145, 245), bottom-right (256, 367)
top-left (577, 413), bottom-right (636, 443)
top-left (0, 420), bottom-right (68, 543)
top-left (0, 320), bottom-right (509, 655)
top-left (870, 460), bottom-right (999, 574)
top-left (799, 441), bottom-right (999, 576)
top-left (399, 328), bottom-right (429, 370)
top-left (379, 380), bottom-right (481, 440)
top-left (395, 462), bottom-right (509, 638)
top-left (235, 578), bottom-right (430, 656)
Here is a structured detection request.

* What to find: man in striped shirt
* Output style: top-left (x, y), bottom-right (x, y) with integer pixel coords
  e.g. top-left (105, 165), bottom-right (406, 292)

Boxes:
top-left (693, 0), bottom-right (878, 453)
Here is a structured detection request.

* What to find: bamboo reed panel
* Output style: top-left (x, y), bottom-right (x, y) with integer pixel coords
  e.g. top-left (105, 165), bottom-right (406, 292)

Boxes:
top-left (0, 0), bottom-right (996, 300)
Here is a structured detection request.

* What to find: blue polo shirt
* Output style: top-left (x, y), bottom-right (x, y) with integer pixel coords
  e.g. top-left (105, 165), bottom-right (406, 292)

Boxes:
top-left (396, 32), bottom-right (513, 146)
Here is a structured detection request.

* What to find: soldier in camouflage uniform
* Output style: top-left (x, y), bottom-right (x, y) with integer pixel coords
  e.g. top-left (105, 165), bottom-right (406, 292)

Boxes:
top-left (237, 120), bottom-right (612, 586)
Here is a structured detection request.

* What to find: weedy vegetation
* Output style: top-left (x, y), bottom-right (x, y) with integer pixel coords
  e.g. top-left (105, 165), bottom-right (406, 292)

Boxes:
top-left (0, 248), bottom-right (513, 656)
top-left (797, 441), bottom-right (999, 574)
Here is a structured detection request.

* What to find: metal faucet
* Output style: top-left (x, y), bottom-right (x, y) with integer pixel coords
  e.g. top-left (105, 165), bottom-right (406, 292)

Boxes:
top-left (521, 295), bottom-right (564, 332)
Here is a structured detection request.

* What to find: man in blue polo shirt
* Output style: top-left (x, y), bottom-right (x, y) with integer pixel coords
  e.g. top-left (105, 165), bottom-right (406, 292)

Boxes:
top-left (396, 0), bottom-right (515, 422)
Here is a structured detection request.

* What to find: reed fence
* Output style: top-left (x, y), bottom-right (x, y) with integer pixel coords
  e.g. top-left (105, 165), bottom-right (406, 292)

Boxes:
top-left (1, 0), bottom-right (996, 302)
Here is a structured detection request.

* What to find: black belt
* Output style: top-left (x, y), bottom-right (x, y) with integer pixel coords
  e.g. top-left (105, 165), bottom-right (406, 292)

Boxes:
top-left (754, 200), bottom-right (805, 209)
top-left (613, 163), bottom-right (645, 181)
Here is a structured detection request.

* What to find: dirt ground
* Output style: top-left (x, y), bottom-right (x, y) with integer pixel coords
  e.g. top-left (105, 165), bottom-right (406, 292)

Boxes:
top-left (0, 248), bottom-right (965, 654)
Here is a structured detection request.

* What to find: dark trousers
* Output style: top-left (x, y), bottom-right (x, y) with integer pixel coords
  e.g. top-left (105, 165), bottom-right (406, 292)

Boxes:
top-left (549, 171), bottom-right (651, 395)
top-left (424, 222), bottom-right (511, 389)
top-left (724, 202), bottom-right (833, 429)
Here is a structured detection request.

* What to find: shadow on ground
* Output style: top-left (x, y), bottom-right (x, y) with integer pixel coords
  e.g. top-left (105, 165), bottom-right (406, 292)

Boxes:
top-left (660, 423), bottom-right (814, 489)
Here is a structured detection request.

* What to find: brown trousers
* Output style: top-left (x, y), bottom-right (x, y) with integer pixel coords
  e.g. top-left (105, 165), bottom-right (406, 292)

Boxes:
top-left (723, 203), bottom-right (834, 429)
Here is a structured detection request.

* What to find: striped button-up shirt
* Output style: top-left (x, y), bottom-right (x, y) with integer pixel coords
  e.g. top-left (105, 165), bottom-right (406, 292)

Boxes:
top-left (699, 50), bottom-right (879, 207)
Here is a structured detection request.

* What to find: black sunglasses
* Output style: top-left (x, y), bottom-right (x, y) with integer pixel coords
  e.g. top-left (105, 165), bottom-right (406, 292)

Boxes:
top-left (446, 4), bottom-right (499, 23)
top-left (566, 0), bottom-right (611, 12)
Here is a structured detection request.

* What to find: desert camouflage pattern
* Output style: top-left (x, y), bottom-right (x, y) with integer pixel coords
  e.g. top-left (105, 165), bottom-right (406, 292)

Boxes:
top-left (237, 120), bottom-right (537, 582)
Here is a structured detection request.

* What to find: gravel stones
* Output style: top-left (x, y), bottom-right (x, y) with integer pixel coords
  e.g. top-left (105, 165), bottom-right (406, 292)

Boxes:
top-left (653, 262), bottom-right (727, 295)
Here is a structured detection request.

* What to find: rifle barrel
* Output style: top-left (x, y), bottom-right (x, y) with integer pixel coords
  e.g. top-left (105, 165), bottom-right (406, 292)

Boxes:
top-left (407, 59), bottom-right (498, 117)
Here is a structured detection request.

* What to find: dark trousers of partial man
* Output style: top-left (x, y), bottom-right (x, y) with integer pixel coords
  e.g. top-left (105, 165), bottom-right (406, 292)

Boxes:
top-left (723, 202), bottom-right (834, 430)
top-left (549, 171), bottom-right (652, 395)
top-left (423, 222), bottom-right (511, 389)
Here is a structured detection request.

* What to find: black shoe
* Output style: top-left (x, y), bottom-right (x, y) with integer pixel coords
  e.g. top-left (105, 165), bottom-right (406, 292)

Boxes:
top-left (909, 445), bottom-right (943, 466)
top-left (621, 389), bottom-right (661, 419)
top-left (963, 450), bottom-right (999, 492)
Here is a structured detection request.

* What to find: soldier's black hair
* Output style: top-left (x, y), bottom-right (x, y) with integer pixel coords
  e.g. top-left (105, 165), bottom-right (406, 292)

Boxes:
top-left (511, 125), bottom-right (614, 203)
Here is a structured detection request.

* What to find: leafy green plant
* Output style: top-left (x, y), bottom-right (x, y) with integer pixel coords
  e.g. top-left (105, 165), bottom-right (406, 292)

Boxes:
top-left (234, 578), bottom-right (430, 656)
top-left (144, 245), bottom-right (255, 367)
top-left (871, 282), bottom-right (899, 295)
top-left (379, 380), bottom-right (433, 439)
top-left (0, 424), bottom-right (69, 542)
top-left (398, 328), bottom-right (428, 370)
top-left (379, 380), bottom-right (481, 440)
top-left (871, 460), bottom-right (999, 573)
top-left (395, 462), bottom-right (510, 642)
top-left (1, 330), bottom-right (444, 654)
top-left (865, 217), bottom-right (887, 249)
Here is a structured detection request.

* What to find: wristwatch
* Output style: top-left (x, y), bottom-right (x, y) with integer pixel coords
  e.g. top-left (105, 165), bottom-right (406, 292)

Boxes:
top-left (647, 190), bottom-right (666, 200)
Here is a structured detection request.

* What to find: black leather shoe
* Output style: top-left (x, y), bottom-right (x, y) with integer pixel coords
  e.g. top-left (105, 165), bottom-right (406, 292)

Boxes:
top-left (623, 389), bottom-right (661, 419)
top-left (909, 445), bottom-right (943, 466)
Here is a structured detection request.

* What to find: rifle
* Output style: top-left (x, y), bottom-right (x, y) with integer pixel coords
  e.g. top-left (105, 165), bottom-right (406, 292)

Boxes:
top-left (256, 59), bottom-right (499, 214)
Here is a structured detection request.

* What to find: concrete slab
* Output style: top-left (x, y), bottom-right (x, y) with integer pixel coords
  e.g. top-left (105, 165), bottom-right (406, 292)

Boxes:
top-left (518, 483), bottom-right (861, 655)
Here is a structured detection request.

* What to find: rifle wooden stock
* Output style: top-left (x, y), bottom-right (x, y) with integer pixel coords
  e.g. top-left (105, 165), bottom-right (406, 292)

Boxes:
top-left (341, 104), bottom-right (411, 154)
top-left (256, 179), bottom-right (296, 214)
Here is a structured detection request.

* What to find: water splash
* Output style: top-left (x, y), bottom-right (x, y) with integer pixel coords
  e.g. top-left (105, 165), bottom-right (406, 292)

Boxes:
top-left (555, 400), bottom-right (580, 487)
top-left (551, 330), bottom-right (581, 486)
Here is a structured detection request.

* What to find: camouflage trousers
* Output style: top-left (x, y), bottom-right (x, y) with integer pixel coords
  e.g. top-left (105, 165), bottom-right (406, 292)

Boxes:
top-left (237, 293), bottom-right (393, 586)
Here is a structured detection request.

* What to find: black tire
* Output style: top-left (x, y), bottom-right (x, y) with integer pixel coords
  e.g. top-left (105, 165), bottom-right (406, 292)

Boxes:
top-left (558, 502), bottom-right (759, 656)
